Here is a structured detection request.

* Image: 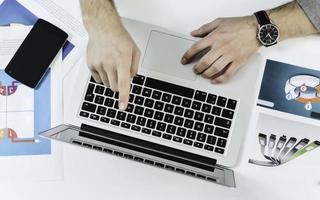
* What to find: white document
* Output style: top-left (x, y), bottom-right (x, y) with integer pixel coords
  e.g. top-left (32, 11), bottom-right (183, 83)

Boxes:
top-left (0, 26), bottom-right (63, 181)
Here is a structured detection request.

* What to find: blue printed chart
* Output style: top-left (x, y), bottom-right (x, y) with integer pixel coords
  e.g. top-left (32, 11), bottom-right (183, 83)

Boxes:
top-left (0, 0), bottom-right (74, 156)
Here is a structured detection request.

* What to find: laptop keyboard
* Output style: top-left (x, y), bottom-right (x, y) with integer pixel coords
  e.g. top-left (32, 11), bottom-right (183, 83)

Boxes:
top-left (79, 75), bottom-right (238, 155)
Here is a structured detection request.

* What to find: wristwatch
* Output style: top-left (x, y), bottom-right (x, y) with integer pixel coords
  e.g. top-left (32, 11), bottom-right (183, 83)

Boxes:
top-left (254, 10), bottom-right (280, 47)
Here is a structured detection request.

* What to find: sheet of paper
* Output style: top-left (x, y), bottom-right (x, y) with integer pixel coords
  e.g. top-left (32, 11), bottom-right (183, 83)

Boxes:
top-left (0, 26), bottom-right (63, 181)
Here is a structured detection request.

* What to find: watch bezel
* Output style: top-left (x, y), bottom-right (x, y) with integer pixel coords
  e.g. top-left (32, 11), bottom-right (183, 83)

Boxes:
top-left (257, 24), bottom-right (280, 46)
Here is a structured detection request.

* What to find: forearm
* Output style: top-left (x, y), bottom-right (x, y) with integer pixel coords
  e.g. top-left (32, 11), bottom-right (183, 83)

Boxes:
top-left (267, 1), bottom-right (318, 41)
top-left (80, 0), bottom-right (122, 33)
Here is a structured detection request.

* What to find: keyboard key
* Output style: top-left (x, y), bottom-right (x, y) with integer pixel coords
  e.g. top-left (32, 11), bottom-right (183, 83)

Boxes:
top-left (134, 96), bottom-right (144, 105)
top-left (182, 98), bottom-right (192, 108)
top-left (172, 96), bottom-right (182, 105)
top-left (204, 124), bottom-right (214, 134)
top-left (104, 98), bottom-right (114, 107)
top-left (80, 111), bottom-right (89, 118)
top-left (121, 122), bottom-right (130, 129)
top-left (176, 127), bottom-right (187, 137)
top-left (134, 106), bottom-right (144, 115)
top-left (156, 122), bottom-right (166, 131)
top-left (94, 95), bottom-right (105, 105)
top-left (154, 111), bottom-right (164, 121)
top-left (106, 109), bottom-right (117, 118)
top-left (194, 142), bottom-right (204, 148)
top-left (174, 106), bottom-right (184, 116)
top-left (104, 88), bottom-right (114, 97)
top-left (126, 114), bottom-right (136, 123)
top-left (146, 119), bottom-right (156, 129)
top-left (194, 112), bottom-right (204, 121)
top-left (84, 93), bottom-right (95, 102)
top-left (152, 131), bottom-right (162, 137)
top-left (132, 75), bottom-right (145, 85)
top-left (214, 117), bottom-right (231, 129)
top-left (145, 77), bottom-right (194, 99)
top-left (217, 138), bottom-right (227, 148)
top-left (196, 133), bottom-right (207, 142)
top-left (162, 134), bottom-right (172, 140)
top-left (166, 125), bottom-right (176, 135)
top-left (162, 93), bottom-right (172, 102)
top-left (94, 85), bottom-right (105, 95)
top-left (207, 94), bottom-right (217, 104)
top-left (164, 114), bottom-right (174, 123)
top-left (114, 101), bottom-right (119, 109)
top-left (129, 94), bottom-right (134, 103)
top-left (217, 96), bottom-right (227, 107)
top-left (132, 85), bottom-right (142, 95)
top-left (186, 130), bottom-right (196, 139)
top-left (195, 90), bottom-right (207, 101)
top-left (222, 109), bottom-right (234, 119)
top-left (144, 108), bottom-right (154, 118)
top-left (191, 101), bottom-right (201, 110)
top-left (207, 135), bottom-right (217, 145)
top-left (131, 125), bottom-right (141, 132)
top-left (142, 88), bottom-right (152, 97)
top-left (227, 99), bottom-right (237, 110)
top-left (152, 90), bottom-right (162, 100)
top-left (100, 117), bottom-right (110, 123)
top-left (184, 119), bottom-right (194, 129)
top-left (184, 109), bottom-right (194, 119)
top-left (87, 83), bottom-right (95, 94)
top-left (201, 103), bottom-right (212, 113)
top-left (204, 145), bottom-right (214, 151)
top-left (215, 147), bottom-right (224, 154)
top-left (154, 101), bottom-right (164, 111)
top-left (194, 122), bottom-right (204, 131)
top-left (137, 117), bottom-right (146, 126)
top-left (142, 128), bottom-right (151, 134)
top-left (212, 106), bottom-right (222, 116)
top-left (204, 114), bottom-right (214, 124)
top-left (174, 116), bottom-right (184, 126)
top-left (126, 104), bottom-right (134, 113)
top-left (90, 114), bottom-right (99, 120)
top-left (116, 111), bottom-right (127, 121)
top-left (82, 102), bottom-right (96, 113)
top-left (173, 136), bottom-right (183, 143)
top-left (97, 106), bottom-right (107, 115)
top-left (114, 92), bottom-right (119, 99)
top-left (111, 119), bottom-right (120, 126)
top-left (183, 139), bottom-right (193, 146)
top-left (164, 104), bottom-right (174, 113)
top-left (144, 98), bottom-right (154, 108)
top-left (214, 127), bottom-right (229, 138)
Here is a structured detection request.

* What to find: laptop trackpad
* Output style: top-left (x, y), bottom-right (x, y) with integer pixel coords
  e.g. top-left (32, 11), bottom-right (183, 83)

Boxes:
top-left (142, 30), bottom-right (197, 81)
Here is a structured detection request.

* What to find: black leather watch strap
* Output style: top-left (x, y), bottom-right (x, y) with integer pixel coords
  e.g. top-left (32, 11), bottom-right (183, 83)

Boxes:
top-left (254, 10), bottom-right (271, 26)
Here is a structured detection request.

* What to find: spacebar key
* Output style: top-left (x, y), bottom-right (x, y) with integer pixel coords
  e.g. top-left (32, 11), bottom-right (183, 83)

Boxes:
top-left (145, 77), bottom-right (194, 98)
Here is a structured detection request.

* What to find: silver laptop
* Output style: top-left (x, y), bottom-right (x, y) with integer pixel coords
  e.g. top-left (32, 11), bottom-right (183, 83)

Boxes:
top-left (41, 18), bottom-right (262, 187)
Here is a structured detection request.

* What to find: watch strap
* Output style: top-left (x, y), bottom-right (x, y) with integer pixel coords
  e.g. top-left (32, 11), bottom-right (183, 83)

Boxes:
top-left (254, 10), bottom-right (271, 26)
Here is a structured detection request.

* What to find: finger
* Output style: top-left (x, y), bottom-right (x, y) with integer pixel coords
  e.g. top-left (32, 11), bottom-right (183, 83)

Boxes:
top-left (211, 62), bottom-right (241, 84)
top-left (191, 18), bottom-right (222, 37)
top-left (193, 49), bottom-right (222, 74)
top-left (106, 68), bottom-right (118, 92)
top-left (201, 56), bottom-right (232, 78)
top-left (98, 69), bottom-right (110, 87)
top-left (89, 67), bottom-right (102, 83)
top-left (130, 48), bottom-right (141, 77)
top-left (181, 40), bottom-right (210, 64)
top-left (117, 61), bottom-right (131, 111)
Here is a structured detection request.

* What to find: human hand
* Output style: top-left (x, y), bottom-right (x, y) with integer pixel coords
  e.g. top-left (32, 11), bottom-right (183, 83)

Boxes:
top-left (181, 16), bottom-right (261, 83)
top-left (85, 19), bottom-right (140, 111)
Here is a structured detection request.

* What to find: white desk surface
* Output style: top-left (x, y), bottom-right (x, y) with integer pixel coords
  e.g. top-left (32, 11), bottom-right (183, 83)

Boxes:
top-left (1, 0), bottom-right (320, 199)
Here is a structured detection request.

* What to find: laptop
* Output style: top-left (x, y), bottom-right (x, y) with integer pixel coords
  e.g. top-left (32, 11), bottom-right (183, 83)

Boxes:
top-left (41, 18), bottom-right (262, 187)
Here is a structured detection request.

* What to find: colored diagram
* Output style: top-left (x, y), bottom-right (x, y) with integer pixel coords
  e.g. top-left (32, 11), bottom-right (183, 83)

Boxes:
top-left (285, 75), bottom-right (320, 111)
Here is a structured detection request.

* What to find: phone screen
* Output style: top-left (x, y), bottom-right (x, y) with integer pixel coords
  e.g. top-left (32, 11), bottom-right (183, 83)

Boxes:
top-left (5, 19), bottom-right (68, 88)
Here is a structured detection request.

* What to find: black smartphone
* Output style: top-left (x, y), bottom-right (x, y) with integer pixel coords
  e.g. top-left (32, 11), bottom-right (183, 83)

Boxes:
top-left (5, 19), bottom-right (68, 88)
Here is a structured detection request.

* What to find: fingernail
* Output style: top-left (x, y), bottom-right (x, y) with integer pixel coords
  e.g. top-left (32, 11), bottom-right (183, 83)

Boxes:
top-left (211, 79), bottom-right (219, 84)
top-left (181, 57), bottom-right (187, 64)
top-left (119, 102), bottom-right (126, 110)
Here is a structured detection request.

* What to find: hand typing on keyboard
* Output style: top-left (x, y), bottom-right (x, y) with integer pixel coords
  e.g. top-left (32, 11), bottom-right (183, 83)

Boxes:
top-left (80, 0), bottom-right (141, 111)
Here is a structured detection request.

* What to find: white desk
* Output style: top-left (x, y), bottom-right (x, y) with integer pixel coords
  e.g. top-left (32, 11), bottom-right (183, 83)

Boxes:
top-left (1, 0), bottom-right (320, 199)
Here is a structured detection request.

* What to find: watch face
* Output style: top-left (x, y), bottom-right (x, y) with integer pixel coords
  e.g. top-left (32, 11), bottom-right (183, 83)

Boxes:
top-left (258, 24), bottom-right (279, 46)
